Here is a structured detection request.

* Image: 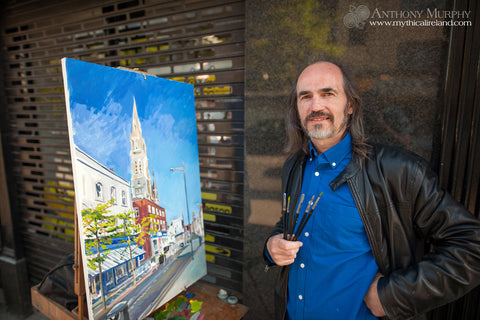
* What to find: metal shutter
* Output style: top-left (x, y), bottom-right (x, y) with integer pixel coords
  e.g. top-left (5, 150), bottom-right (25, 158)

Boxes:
top-left (1, 0), bottom-right (245, 294)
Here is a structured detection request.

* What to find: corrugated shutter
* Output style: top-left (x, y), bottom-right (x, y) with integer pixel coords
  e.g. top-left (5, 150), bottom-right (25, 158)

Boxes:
top-left (1, 0), bottom-right (244, 294)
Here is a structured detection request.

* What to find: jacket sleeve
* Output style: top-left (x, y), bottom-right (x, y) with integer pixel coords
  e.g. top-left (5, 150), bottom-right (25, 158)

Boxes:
top-left (263, 180), bottom-right (288, 266)
top-left (263, 153), bottom-right (301, 267)
top-left (263, 216), bottom-right (285, 267)
top-left (378, 157), bottom-right (480, 319)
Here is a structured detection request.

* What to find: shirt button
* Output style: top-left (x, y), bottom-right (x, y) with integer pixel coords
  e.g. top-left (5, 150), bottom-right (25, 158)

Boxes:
top-left (314, 171), bottom-right (319, 176)
top-left (332, 162), bottom-right (337, 167)
top-left (304, 232), bottom-right (309, 237)
top-left (298, 295), bottom-right (303, 300)
top-left (300, 263), bottom-right (305, 268)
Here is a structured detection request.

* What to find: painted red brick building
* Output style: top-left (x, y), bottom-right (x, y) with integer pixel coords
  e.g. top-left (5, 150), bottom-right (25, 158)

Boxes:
top-left (133, 198), bottom-right (167, 261)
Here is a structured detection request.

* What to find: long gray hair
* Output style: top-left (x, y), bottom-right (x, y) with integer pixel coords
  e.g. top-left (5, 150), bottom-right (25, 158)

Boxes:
top-left (284, 62), bottom-right (369, 163)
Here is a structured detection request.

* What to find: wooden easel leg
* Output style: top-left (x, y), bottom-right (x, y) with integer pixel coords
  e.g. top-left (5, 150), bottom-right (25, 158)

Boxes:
top-left (74, 205), bottom-right (87, 319)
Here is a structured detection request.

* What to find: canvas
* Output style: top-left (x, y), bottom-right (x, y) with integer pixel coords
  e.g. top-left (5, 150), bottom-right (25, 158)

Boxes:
top-left (62, 58), bottom-right (207, 320)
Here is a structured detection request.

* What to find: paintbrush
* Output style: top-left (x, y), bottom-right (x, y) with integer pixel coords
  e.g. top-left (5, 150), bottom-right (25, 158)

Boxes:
top-left (294, 195), bottom-right (314, 237)
top-left (293, 193), bottom-right (323, 241)
top-left (288, 194), bottom-right (304, 240)
top-left (282, 193), bottom-right (287, 239)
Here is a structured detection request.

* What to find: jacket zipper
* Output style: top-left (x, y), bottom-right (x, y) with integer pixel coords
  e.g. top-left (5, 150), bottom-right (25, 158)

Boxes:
top-left (347, 178), bottom-right (383, 266)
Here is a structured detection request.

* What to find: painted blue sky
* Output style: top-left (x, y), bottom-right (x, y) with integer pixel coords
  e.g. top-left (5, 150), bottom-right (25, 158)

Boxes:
top-left (63, 58), bottom-right (201, 223)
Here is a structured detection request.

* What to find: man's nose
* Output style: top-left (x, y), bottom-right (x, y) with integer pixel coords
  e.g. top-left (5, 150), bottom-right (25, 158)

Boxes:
top-left (311, 95), bottom-right (325, 111)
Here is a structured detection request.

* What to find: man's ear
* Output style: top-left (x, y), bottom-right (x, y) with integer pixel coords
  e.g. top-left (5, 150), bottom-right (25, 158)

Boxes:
top-left (347, 101), bottom-right (354, 115)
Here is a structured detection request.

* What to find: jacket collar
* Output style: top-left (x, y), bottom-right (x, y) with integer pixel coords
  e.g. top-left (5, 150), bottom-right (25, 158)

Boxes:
top-left (329, 156), bottom-right (362, 191)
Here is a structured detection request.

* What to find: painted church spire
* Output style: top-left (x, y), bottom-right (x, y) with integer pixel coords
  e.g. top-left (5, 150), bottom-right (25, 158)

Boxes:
top-left (129, 97), bottom-right (153, 200)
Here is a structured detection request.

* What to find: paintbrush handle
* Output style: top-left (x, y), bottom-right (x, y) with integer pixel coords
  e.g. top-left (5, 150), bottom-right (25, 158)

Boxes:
top-left (294, 211), bottom-right (312, 241)
top-left (282, 193), bottom-right (287, 239)
top-left (289, 194), bottom-right (305, 238)
top-left (293, 193), bottom-right (323, 241)
top-left (294, 195), bottom-right (314, 237)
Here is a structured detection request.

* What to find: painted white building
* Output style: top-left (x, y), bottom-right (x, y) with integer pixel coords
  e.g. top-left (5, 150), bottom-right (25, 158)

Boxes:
top-left (73, 146), bottom-right (132, 217)
top-left (192, 206), bottom-right (204, 236)
top-left (169, 217), bottom-right (185, 250)
top-left (73, 145), bottom-right (153, 300)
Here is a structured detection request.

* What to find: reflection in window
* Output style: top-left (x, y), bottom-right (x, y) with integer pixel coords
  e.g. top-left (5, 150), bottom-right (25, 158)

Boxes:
top-left (174, 63), bottom-right (201, 73)
top-left (195, 100), bottom-right (216, 108)
top-left (148, 17), bottom-right (168, 25)
top-left (203, 111), bottom-right (226, 120)
top-left (198, 123), bottom-right (217, 132)
top-left (203, 60), bottom-right (232, 70)
top-left (172, 39), bottom-right (198, 48)
top-left (209, 135), bottom-right (231, 144)
top-left (147, 66), bottom-right (171, 75)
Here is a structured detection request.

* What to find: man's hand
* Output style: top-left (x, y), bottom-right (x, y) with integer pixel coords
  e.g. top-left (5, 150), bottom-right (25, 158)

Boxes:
top-left (266, 233), bottom-right (303, 266)
top-left (364, 272), bottom-right (386, 317)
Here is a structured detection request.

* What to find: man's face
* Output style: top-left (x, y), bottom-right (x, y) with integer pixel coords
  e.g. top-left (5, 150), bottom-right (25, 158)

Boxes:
top-left (296, 62), bottom-right (352, 151)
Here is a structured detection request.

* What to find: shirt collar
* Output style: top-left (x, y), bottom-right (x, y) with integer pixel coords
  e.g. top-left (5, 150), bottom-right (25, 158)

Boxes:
top-left (309, 132), bottom-right (352, 168)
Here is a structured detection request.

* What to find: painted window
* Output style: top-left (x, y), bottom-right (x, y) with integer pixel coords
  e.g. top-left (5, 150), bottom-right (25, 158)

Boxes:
top-left (110, 186), bottom-right (116, 203)
top-left (95, 182), bottom-right (103, 200)
top-left (122, 190), bottom-right (127, 205)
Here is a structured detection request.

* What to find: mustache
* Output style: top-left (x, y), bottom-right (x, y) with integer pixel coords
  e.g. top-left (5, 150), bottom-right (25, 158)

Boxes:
top-left (305, 111), bottom-right (333, 121)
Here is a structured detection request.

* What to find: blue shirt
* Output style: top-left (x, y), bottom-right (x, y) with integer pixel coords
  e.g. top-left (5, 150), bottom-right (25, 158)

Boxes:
top-left (286, 133), bottom-right (379, 320)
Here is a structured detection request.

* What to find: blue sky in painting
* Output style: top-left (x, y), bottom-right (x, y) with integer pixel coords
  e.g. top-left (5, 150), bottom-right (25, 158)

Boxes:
top-left (63, 58), bottom-right (201, 223)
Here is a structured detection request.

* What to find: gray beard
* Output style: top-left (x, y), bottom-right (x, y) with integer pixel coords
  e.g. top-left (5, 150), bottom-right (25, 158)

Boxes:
top-left (302, 104), bottom-right (350, 141)
top-left (307, 123), bottom-right (336, 140)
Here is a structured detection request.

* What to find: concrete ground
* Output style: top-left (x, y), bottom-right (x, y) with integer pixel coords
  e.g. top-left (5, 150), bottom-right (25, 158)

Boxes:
top-left (0, 288), bottom-right (49, 320)
top-left (242, 223), bottom-right (278, 320)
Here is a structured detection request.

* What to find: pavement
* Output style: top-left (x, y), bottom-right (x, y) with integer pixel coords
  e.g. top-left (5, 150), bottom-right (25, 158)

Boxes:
top-left (0, 288), bottom-right (49, 320)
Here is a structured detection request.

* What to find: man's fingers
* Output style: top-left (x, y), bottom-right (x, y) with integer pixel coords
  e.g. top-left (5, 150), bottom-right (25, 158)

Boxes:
top-left (364, 273), bottom-right (386, 317)
top-left (267, 234), bottom-right (303, 266)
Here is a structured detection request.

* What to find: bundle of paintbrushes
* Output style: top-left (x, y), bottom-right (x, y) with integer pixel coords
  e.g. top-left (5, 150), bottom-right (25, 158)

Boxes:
top-left (282, 192), bottom-right (323, 241)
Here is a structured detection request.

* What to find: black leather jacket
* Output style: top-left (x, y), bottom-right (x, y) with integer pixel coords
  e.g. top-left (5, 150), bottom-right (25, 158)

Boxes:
top-left (264, 144), bottom-right (480, 320)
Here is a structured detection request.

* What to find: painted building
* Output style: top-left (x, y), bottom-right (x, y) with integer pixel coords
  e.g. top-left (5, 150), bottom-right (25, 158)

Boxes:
top-left (73, 146), bottom-right (132, 217)
top-left (169, 216), bottom-right (186, 248)
top-left (87, 246), bottom-right (146, 301)
top-left (133, 198), bottom-right (167, 264)
top-left (130, 98), bottom-right (159, 204)
top-left (73, 146), bottom-right (150, 299)
top-left (192, 205), bottom-right (204, 236)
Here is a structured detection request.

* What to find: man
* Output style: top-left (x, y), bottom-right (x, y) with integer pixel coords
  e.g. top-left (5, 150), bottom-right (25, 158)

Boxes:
top-left (264, 61), bottom-right (480, 320)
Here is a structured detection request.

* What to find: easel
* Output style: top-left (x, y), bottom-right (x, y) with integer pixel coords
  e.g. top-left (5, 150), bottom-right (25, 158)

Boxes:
top-left (31, 206), bottom-right (88, 320)
top-left (73, 205), bottom-right (88, 319)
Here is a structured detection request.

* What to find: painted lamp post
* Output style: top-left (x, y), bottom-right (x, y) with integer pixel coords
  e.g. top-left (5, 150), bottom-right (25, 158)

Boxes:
top-left (170, 162), bottom-right (194, 258)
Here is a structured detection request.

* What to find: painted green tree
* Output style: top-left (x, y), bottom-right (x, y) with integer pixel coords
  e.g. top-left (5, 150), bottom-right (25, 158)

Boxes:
top-left (82, 199), bottom-right (117, 311)
top-left (115, 210), bottom-right (154, 287)
top-left (136, 213), bottom-right (157, 249)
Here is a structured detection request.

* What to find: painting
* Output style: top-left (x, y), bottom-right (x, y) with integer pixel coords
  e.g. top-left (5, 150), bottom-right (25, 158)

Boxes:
top-left (61, 58), bottom-right (206, 320)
